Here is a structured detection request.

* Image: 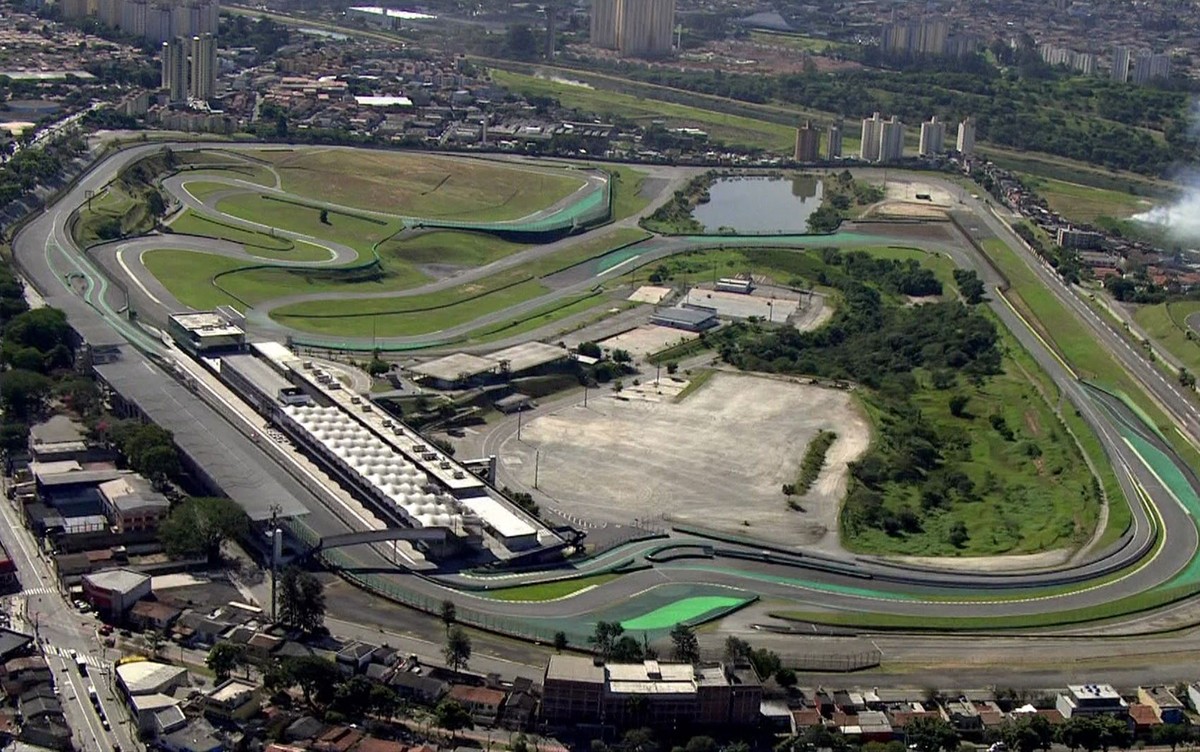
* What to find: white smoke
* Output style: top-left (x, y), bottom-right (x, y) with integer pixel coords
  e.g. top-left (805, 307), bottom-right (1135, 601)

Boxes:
top-left (1131, 100), bottom-right (1200, 243)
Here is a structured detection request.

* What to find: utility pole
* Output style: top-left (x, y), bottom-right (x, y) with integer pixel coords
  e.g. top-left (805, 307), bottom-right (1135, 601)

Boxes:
top-left (268, 503), bottom-right (282, 624)
top-left (534, 449), bottom-right (540, 490)
top-left (517, 407), bottom-right (523, 441)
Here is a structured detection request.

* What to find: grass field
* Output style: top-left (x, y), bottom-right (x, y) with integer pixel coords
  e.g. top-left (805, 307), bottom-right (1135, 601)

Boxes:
top-left (492, 69), bottom-right (796, 153)
top-left (1134, 300), bottom-right (1200, 374)
top-left (483, 573), bottom-right (619, 601)
top-left (142, 250), bottom-right (250, 310)
top-left (271, 269), bottom-right (549, 337)
top-left (257, 148), bottom-right (586, 222)
top-left (72, 184), bottom-right (155, 247)
top-left (378, 230), bottom-right (529, 267)
top-left (1017, 174), bottom-right (1153, 223)
top-left (602, 164), bottom-right (651, 221)
top-left (748, 29), bottom-right (850, 53)
top-left (168, 210), bottom-right (334, 262)
top-left (217, 194), bottom-right (398, 256)
top-left (465, 292), bottom-right (618, 345)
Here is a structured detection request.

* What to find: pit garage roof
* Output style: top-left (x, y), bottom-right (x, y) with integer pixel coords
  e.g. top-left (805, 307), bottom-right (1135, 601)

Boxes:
top-left (458, 492), bottom-right (537, 540)
top-left (488, 342), bottom-right (568, 373)
top-left (220, 353), bottom-right (293, 396)
top-left (93, 347), bottom-right (310, 521)
top-left (410, 353), bottom-right (496, 383)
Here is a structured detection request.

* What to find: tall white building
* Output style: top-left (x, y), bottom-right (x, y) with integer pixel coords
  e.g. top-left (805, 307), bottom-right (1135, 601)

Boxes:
top-left (591, 0), bottom-right (675, 58)
top-left (827, 121), bottom-right (843, 160)
top-left (161, 37), bottom-right (187, 102)
top-left (956, 117), bottom-right (976, 156)
top-left (919, 116), bottom-right (945, 156)
top-left (879, 116), bottom-right (905, 162)
top-left (1111, 46), bottom-right (1131, 82)
top-left (860, 112), bottom-right (883, 162)
top-left (189, 33), bottom-right (216, 101)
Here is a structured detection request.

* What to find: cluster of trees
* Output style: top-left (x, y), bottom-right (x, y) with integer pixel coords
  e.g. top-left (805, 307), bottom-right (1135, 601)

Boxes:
top-left (576, 341), bottom-right (635, 384)
top-left (810, 173), bottom-right (885, 232)
top-left (158, 496), bottom-right (250, 562)
top-left (707, 249), bottom-right (1004, 540)
top-left (0, 307), bottom-right (76, 427)
top-left (219, 15), bottom-right (290, 57)
top-left (0, 132), bottom-right (86, 207)
top-left (263, 654), bottom-right (402, 721)
top-left (641, 173), bottom-right (714, 234)
top-left (97, 419), bottom-right (181, 487)
top-left (612, 65), bottom-right (1190, 175)
top-left (279, 567), bottom-right (327, 635)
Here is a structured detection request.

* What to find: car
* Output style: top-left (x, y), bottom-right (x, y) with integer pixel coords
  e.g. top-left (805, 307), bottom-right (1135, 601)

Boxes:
top-left (101, 719), bottom-right (110, 731)
top-left (67, 649), bottom-right (77, 660)
top-left (98, 625), bottom-right (112, 636)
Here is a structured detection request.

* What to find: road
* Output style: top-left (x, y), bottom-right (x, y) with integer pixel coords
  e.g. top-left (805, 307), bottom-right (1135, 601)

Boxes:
top-left (12, 139), bottom-right (1200, 679)
top-left (0, 476), bottom-right (138, 752)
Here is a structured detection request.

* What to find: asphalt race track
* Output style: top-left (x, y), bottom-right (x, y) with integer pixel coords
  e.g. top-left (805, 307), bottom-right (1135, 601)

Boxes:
top-left (14, 141), bottom-right (1200, 647)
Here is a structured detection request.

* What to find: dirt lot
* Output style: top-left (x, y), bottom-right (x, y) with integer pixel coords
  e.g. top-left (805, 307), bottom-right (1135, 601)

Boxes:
top-left (504, 372), bottom-right (869, 552)
top-left (599, 325), bottom-right (698, 359)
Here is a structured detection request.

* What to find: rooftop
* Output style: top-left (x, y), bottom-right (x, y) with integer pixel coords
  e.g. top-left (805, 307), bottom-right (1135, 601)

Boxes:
top-left (208, 678), bottom-right (259, 705)
top-left (459, 492), bottom-right (537, 540)
top-left (410, 353), bottom-right (496, 383)
top-left (169, 311), bottom-right (244, 338)
top-left (652, 306), bottom-right (719, 325)
top-left (99, 475), bottom-right (169, 513)
top-left (83, 568), bottom-right (150, 595)
top-left (545, 654), bottom-right (605, 684)
top-left (1066, 684), bottom-right (1123, 701)
top-left (221, 352), bottom-right (295, 397)
top-left (29, 415), bottom-right (85, 446)
top-left (487, 341), bottom-right (569, 373)
top-left (117, 661), bottom-right (189, 695)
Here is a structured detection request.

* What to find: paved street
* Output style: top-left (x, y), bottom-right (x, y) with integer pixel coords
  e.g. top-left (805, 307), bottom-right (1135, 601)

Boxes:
top-left (0, 475), bottom-right (138, 752)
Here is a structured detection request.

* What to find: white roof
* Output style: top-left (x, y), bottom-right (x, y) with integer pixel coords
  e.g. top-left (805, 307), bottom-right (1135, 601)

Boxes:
top-left (83, 568), bottom-right (150, 595)
top-left (349, 6), bottom-right (436, 19)
top-left (130, 692), bottom-right (179, 712)
top-left (117, 661), bottom-right (188, 695)
top-left (459, 492), bottom-right (536, 540)
top-left (169, 311), bottom-right (242, 338)
top-left (355, 95), bottom-right (413, 107)
top-left (282, 404), bottom-right (463, 529)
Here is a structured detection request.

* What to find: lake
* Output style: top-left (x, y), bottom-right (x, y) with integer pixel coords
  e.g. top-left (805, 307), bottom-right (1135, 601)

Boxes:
top-left (691, 175), bottom-right (824, 234)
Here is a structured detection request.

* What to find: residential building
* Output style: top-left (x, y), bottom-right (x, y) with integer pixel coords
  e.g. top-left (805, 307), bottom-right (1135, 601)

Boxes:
top-left (879, 116), bottom-right (904, 162)
top-left (591, 0), bottom-right (675, 58)
top-left (1111, 46), bottom-right (1131, 82)
top-left (129, 600), bottom-right (183, 631)
top-left (204, 679), bottom-right (261, 723)
top-left (541, 656), bottom-right (762, 731)
top-left (1056, 684), bottom-right (1129, 718)
top-left (919, 116), bottom-right (945, 156)
top-left (860, 112), bottom-right (884, 162)
top-left (189, 33), bottom-right (216, 100)
top-left (956, 117), bottom-right (976, 156)
top-left (1056, 226), bottom-right (1106, 250)
top-left (1131, 52), bottom-right (1171, 84)
top-left (827, 121), bottom-right (843, 159)
top-left (1137, 686), bottom-right (1185, 724)
top-left (448, 684), bottom-right (506, 726)
top-left (794, 120), bottom-right (820, 162)
top-left (162, 37), bottom-right (186, 102)
top-left (98, 475), bottom-right (169, 533)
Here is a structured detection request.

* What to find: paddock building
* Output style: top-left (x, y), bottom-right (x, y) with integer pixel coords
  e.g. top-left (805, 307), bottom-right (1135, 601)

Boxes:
top-left (409, 342), bottom-right (570, 390)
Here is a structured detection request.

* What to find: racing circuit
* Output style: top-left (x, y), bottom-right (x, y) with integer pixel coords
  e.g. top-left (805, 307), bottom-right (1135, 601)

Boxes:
top-left (14, 141), bottom-right (1200, 669)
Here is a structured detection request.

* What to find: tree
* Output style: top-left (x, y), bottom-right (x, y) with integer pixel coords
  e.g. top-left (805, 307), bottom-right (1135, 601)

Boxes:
top-left (319, 209), bottom-right (330, 225)
top-left (947, 520), bottom-right (970, 548)
top-left (611, 635), bottom-right (644, 662)
top-left (669, 623), bottom-right (700, 664)
top-left (905, 715), bottom-right (960, 752)
top-left (590, 620), bottom-right (625, 660)
top-left (1179, 367), bottom-right (1196, 389)
top-left (948, 394), bottom-right (970, 418)
top-left (723, 636), bottom-right (751, 663)
top-left (443, 626), bottom-right (471, 672)
top-left (139, 444), bottom-right (181, 489)
top-left (952, 269), bottom-right (986, 305)
top-left (206, 642), bottom-right (245, 681)
top-left (278, 567), bottom-right (326, 634)
top-left (505, 24), bottom-right (539, 59)
top-left (577, 341), bottom-right (602, 359)
top-left (553, 631), bottom-right (568, 652)
top-left (159, 496), bottom-right (250, 562)
top-left (684, 737), bottom-right (716, 752)
top-left (611, 348), bottom-right (632, 364)
top-left (774, 667), bottom-right (798, 688)
top-left (367, 357), bottom-right (389, 376)
top-left (1151, 723), bottom-right (1188, 752)
top-left (281, 656), bottom-right (341, 710)
top-left (435, 698), bottom-right (472, 738)
top-left (0, 369), bottom-right (50, 419)
top-left (440, 599), bottom-right (457, 634)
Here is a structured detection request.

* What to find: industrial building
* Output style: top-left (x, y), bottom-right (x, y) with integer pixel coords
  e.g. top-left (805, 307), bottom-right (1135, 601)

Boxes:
top-left (81, 568), bottom-right (152, 617)
top-left (650, 304), bottom-right (719, 332)
top-left (409, 341), bottom-right (570, 390)
top-left (542, 656), bottom-right (762, 730)
top-left (956, 117), bottom-right (976, 156)
top-left (201, 342), bottom-right (555, 556)
top-left (167, 309), bottom-right (245, 354)
top-left (793, 120), bottom-right (819, 163)
top-left (919, 116), bottom-right (945, 156)
top-left (98, 476), bottom-right (169, 534)
top-left (590, 0), bottom-right (675, 58)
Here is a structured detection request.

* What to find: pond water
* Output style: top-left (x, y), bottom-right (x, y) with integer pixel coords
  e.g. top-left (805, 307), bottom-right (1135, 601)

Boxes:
top-left (691, 175), bottom-right (824, 234)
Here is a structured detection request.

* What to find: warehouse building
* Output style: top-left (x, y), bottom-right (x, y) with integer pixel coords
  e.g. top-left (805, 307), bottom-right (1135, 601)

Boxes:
top-left (410, 342), bottom-right (570, 390)
top-left (649, 305), bottom-right (719, 332)
top-left (82, 568), bottom-right (151, 617)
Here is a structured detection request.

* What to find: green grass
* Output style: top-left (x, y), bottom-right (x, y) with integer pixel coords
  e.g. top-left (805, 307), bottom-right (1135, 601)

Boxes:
top-left (167, 209), bottom-right (333, 262)
top-left (378, 230), bottom-right (528, 267)
top-left (217, 194), bottom-right (397, 256)
top-left (1017, 174), bottom-right (1153, 223)
top-left (672, 368), bottom-right (716, 402)
top-left (532, 227), bottom-right (651, 277)
top-left (271, 270), bottom-right (549, 337)
top-left (1134, 300), bottom-right (1200, 374)
top-left (748, 30), bottom-right (850, 53)
top-left (483, 573), bottom-right (620, 601)
top-left (602, 164), bottom-right (651, 221)
top-left (179, 180), bottom-right (244, 201)
top-left (466, 292), bottom-right (620, 345)
top-left (491, 69), bottom-right (797, 153)
top-left (72, 184), bottom-right (154, 247)
top-left (142, 250), bottom-right (250, 310)
top-left (260, 148), bottom-right (586, 221)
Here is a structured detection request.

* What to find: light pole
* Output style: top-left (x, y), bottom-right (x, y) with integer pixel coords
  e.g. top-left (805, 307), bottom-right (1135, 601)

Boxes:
top-left (268, 503), bottom-right (282, 625)
top-left (517, 407), bottom-right (523, 441)
top-left (534, 449), bottom-right (540, 490)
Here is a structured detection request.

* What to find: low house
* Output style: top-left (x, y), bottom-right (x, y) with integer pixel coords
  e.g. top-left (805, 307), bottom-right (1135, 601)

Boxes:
top-left (5, 656), bottom-right (52, 695)
top-left (335, 642), bottom-right (376, 674)
top-left (204, 679), bottom-right (261, 723)
top-left (1129, 704), bottom-right (1163, 734)
top-left (130, 693), bottom-right (180, 734)
top-left (130, 600), bottom-right (183, 632)
top-left (448, 684), bottom-right (506, 726)
top-left (389, 671), bottom-right (449, 706)
top-left (1137, 686), bottom-right (1185, 724)
top-left (312, 725), bottom-right (363, 752)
